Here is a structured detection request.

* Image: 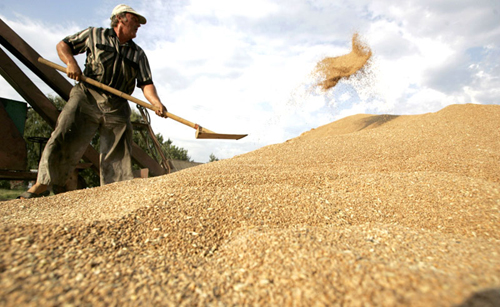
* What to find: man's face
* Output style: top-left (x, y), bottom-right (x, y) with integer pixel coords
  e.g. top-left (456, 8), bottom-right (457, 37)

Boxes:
top-left (120, 13), bottom-right (141, 40)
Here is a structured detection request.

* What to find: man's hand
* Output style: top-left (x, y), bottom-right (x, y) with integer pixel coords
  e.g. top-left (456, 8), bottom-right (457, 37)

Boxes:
top-left (141, 83), bottom-right (168, 118)
top-left (66, 61), bottom-right (82, 81)
top-left (155, 103), bottom-right (168, 118)
top-left (57, 40), bottom-right (82, 81)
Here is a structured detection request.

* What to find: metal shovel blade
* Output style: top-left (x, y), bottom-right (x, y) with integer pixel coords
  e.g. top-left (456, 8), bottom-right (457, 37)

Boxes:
top-left (195, 130), bottom-right (248, 140)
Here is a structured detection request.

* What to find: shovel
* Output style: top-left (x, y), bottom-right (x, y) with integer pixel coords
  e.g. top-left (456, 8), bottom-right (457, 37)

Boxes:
top-left (38, 57), bottom-right (247, 140)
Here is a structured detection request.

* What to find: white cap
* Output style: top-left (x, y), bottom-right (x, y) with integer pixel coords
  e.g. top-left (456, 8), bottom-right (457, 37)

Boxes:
top-left (111, 4), bottom-right (147, 25)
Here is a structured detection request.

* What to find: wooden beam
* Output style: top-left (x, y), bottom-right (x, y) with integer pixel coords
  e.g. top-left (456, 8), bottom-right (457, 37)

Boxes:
top-left (0, 18), bottom-right (72, 100)
top-left (0, 169), bottom-right (37, 181)
top-left (131, 143), bottom-right (166, 177)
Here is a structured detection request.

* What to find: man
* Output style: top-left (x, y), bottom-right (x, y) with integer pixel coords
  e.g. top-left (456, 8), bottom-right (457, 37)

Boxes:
top-left (18, 4), bottom-right (167, 199)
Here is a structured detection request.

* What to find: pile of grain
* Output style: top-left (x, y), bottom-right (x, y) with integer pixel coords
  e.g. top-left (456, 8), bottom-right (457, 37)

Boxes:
top-left (315, 33), bottom-right (372, 90)
top-left (1, 103), bottom-right (499, 306)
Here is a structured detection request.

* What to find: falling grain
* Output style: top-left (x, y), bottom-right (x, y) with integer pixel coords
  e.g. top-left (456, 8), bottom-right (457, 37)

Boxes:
top-left (315, 33), bottom-right (372, 91)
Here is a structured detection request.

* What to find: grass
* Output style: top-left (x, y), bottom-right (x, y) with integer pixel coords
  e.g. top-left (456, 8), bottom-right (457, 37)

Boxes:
top-left (0, 188), bottom-right (25, 201)
top-left (0, 188), bottom-right (55, 201)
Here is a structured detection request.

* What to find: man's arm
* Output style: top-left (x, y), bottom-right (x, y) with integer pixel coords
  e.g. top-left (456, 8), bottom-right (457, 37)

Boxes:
top-left (141, 83), bottom-right (168, 118)
top-left (56, 41), bottom-right (82, 81)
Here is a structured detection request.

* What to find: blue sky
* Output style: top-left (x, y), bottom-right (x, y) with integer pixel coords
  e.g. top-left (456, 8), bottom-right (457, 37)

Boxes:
top-left (1, 0), bottom-right (499, 162)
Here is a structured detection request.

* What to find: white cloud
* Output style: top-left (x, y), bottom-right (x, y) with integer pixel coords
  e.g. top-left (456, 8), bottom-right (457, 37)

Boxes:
top-left (186, 0), bottom-right (279, 19)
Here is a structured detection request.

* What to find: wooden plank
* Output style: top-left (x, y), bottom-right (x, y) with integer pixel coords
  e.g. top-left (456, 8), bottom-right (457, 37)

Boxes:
top-left (0, 18), bottom-right (72, 100)
top-left (131, 143), bottom-right (166, 177)
top-left (0, 169), bottom-right (37, 180)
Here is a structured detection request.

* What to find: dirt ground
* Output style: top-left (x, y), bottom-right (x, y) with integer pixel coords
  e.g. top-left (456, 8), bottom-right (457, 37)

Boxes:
top-left (1, 103), bottom-right (499, 306)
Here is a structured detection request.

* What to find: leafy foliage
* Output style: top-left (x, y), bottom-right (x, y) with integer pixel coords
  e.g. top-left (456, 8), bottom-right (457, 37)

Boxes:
top-left (209, 153), bottom-right (219, 162)
top-left (24, 95), bottom-right (65, 170)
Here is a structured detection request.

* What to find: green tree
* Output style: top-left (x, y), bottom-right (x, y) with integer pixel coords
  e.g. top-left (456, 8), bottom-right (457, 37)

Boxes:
top-left (24, 95), bottom-right (66, 170)
top-left (209, 153), bottom-right (219, 162)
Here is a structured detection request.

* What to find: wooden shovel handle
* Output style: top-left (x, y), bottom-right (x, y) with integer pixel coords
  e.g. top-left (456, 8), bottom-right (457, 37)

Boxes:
top-left (38, 57), bottom-right (215, 134)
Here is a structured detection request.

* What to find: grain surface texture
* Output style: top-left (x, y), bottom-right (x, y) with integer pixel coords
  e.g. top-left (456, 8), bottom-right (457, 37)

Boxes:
top-left (1, 103), bottom-right (499, 306)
